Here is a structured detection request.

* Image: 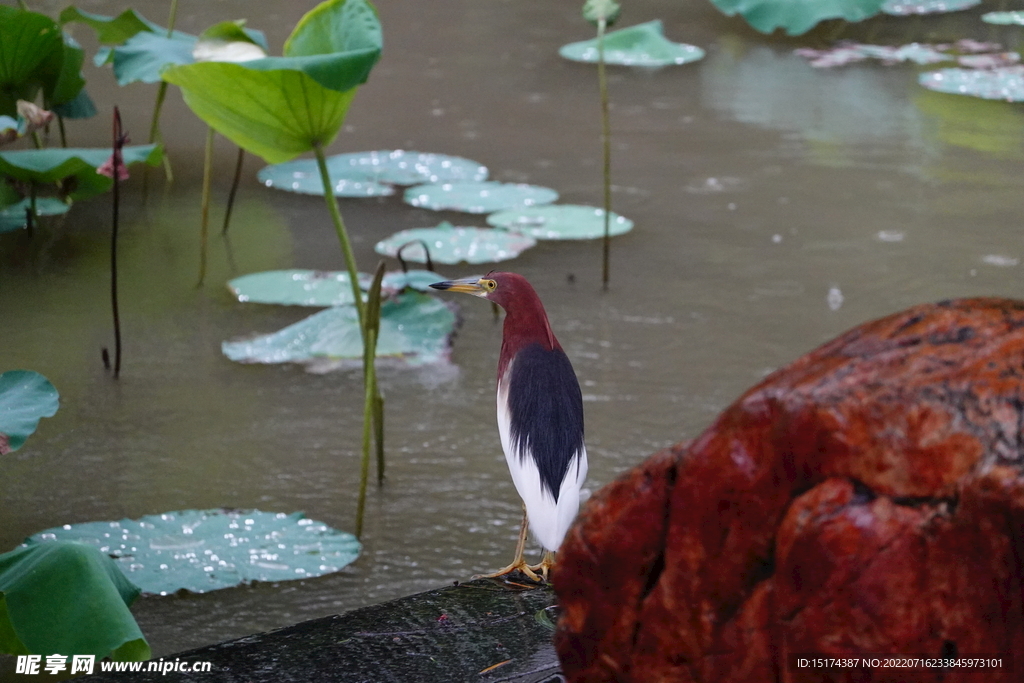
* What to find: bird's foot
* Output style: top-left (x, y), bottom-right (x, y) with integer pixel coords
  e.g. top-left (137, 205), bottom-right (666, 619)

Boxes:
top-left (473, 558), bottom-right (544, 583)
top-left (527, 551), bottom-right (555, 582)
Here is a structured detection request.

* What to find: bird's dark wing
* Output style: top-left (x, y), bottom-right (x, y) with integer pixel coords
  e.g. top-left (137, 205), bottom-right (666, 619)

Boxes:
top-left (505, 342), bottom-right (585, 502)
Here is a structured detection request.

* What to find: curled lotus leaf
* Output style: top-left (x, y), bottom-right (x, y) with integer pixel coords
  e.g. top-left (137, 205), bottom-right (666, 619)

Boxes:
top-left (27, 509), bottom-right (360, 595)
top-left (375, 222), bottom-right (536, 264)
top-left (486, 204), bottom-right (634, 240)
top-left (258, 150), bottom-right (487, 197)
top-left (0, 370), bottom-right (59, 454)
top-left (0, 198), bottom-right (70, 234)
top-left (404, 182), bottom-right (557, 214)
top-left (0, 145), bottom-right (163, 201)
top-left (881, 0), bottom-right (980, 14)
top-left (919, 66), bottom-right (1024, 102)
top-left (559, 20), bottom-right (705, 66)
top-left (223, 292), bottom-right (457, 367)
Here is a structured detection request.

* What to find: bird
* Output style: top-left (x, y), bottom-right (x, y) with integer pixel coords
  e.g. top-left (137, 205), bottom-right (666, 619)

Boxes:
top-left (430, 272), bottom-right (587, 582)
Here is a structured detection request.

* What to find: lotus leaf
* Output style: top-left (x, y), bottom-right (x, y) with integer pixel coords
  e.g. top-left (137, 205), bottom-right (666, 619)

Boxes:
top-left (228, 268), bottom-right (445, 306)
top-left (0, 145), bottom-right (163, 201)
top-left (27, 509), bottom-right (361, 595)
top-left (0, 542), bottom-right (148, 660)
top-left (162, 0), bottom-right (382, 164)
top-left (881, 0), bottom-right (979, 14)
top-left (0, 371), bottom-right (59, 454)
top-left (487, 204), bottom-right (634, 240)
top-left (0, 7), bottom-right (64, 117)
top-left (381, 270), bottom-right (449, 293)
top-left (583, 0), bottom-right (623, 25)
top-left (0, 198), bottom-right (71, 234)
top-left (376, 222), bottom-right (536, 264)
top-left (559, 20), bottom-right (705, 66)
top-left (708, 0), bottom-right (885, 35)
top-left (59, 7), bottom-right (164, 45)
top-left (404, 181), bottom-right (558, 213)
top-left (223, 292), bottom-right (456, 366)
top-left (919, 66), bottom-right (1024, 101)
top-left (258, 150), bottom-right (488, 196)
top-left (983, 11), bottom-right (1024, 25)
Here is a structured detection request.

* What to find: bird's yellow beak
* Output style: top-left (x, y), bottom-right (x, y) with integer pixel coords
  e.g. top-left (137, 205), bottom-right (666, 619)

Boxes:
top-left (429, 277), bottom-right (488, 297)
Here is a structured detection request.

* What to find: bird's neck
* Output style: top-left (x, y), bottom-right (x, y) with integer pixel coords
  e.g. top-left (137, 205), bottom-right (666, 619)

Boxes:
top-left (498, 302), bottom-right (560, 379)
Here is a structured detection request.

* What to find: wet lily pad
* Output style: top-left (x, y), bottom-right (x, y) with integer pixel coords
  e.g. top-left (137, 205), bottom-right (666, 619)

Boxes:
top-left (375, 222), bottom-right (536, 264)
top-left (227, 268), bottom-right (446, 306)
top-left (709, 0), bottom-right (885, 35)
top-left (486, 204), bottom-right (634, 240)
top-left (404, 182), bottom-right (557, 213)
top-left (919, 66), bottom-right (1024, 101)
top-left (26, 509), bottom-right (360, 595)
top-left (257, 150), bottom-right (487, 197)
top-left (0, 198), bottom-right (70, 234)
top-left (0, 370), bottom-right (59, 454)
top-left (881, 0), bottom-right (979, 14)
top-left (982, 11), bottom-right (1024, 25)
top-left (559, 20), bottom-right (705, 66)
top-left (223, 292), bottom-right (457, 366)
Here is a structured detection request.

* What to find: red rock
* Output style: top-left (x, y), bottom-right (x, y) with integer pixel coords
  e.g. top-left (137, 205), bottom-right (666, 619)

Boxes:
top-left (553, 298), bottom-right (1024, 682)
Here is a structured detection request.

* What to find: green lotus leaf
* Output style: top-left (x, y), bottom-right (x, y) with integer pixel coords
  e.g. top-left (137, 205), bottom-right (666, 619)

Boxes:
top-left (59, 7), bottom-right (164, 45)
top-left (0, 198), bottom-right (71, 234)
top-left (223, 292), bottom-right (456, 366)
top-left (404, 181), bottom-right (558, 213)
top-left (49, 34), bottom-right (87, 109)
top-left (162, 0), bottom-right (381, 164)
top-left (375, 222), bottom-right (536, 264)
top-left (0, 7), bottom-right (64, 117)
top-left (709, 0), bottom-right (885, 35)
top-left (919, 67), bottom-right (1024, 102)
top-left (0, 371), bottom-right (58, 454)
top-left (258, 150), bottom-right (488, 196)
top-left (982, 10), bottom-right (1024, 24)
top-left (228, 268), bottom-right (447, 306)
top-left (560, 20), bottom-right (704, 66)
top-left (108, 31), bottom-right (197, 85)
top-left (27, 509), bottom-right (361, 595)
top-left (382, 270), bottom-right (449, 293)
top-left (0, 145), bottom-right (164, 200)
top-left (0, 542), bottom-right (148, 660)
top-left (486, 204), bottom-right (634, 240)
top-left (52, 87), bottom-right (97, 119)
top-left (881, 0), bottom-right (979, 14)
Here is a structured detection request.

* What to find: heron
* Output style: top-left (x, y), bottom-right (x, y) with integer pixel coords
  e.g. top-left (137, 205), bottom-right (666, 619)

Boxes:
top-left (431, 272), bottom-right (587, 582)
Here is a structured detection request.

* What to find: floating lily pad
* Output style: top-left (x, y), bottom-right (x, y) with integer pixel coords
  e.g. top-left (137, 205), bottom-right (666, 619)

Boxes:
top-left (27, 509), bottom-right (360, 595)
top-left (881, 0), bottom-right (980, 15)
top-left (375, 222), bottom-right (536, 264)
top-left (919, 66), bottom-right (1024, 101)
top-left (223, 292), bottom-right (457, 366)
top-left (0, 370), bottom-right (59, 454)
top-left (0, 198), bottom-right (70, 234)
top-left (709, 0), bottom-right (885, 35)
top-left (486, 204), bottom-right (634, 240)
top-left (227, 268), bottom-right (446, 306)
top-left (259, 151), bottom-right (488, 197)
top-left (559, 20), bottom-right (705, 66)
top-left (0, 542), bottom-right (148, 661)
top-left (983, 11), bottom-right (1024, 25)
top-left (404, 182), bottom-right (557, 213)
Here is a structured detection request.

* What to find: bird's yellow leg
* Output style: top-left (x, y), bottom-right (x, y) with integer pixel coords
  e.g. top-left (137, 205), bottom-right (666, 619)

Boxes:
top-left (528, 551), bottom-right (555, 582)
top-left (473, 505), bottom-right (542, 582)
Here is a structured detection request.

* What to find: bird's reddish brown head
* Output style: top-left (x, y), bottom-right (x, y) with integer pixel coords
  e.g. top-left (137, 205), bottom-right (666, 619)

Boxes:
top-left (430, 272), bottom-right (562, 373)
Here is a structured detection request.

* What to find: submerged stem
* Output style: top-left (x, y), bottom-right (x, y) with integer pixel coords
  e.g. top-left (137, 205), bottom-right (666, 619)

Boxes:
top-left (222, 147), bottom-right (245, 235)
top-left (197, 126), bottom-right (214, 286)
top-left (598, 18), bottom-right (612, 291)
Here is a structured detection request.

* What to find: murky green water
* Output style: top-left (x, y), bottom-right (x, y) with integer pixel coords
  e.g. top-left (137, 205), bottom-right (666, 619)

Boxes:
top-left (4, 0), bottom-right (1024, 657)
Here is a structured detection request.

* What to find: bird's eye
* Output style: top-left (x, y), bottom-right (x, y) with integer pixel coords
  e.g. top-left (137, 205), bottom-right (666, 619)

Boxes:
top-left (483, 279), bottom-right (497, 292)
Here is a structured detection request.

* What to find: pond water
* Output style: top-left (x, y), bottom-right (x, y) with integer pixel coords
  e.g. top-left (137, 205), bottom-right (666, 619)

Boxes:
top-left (4, 0), bottom-right (1024, 657)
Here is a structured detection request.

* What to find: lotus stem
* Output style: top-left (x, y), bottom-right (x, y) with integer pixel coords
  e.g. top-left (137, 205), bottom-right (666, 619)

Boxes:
top-left (374, 388), bottom-right (385, 485)
top-left (222, 147), bottom-right (245, 235)
top-left (110, 107), bottom-right (124, 378)
top-left (197, 126), bottom-right (214, 287)
top-left (356, 261), bottom-right (386, 537)
top-left (598, 17), bottom-right (612, 291)
top-left (57, 115), bottom-right (68, 148)
top-left (313, 142), bottom-right (365, 326)
top-left (165, 0), bottom-right (179, 37)
top-left (147, 82), bottom-right (173, 184)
